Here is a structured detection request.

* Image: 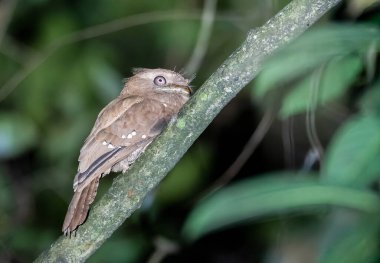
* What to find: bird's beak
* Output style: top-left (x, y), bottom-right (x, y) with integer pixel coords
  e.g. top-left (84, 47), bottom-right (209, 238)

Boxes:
top-left (169, 84), bottom-right (192, 96)
top-left (185, 85), bottom-right (193, 95)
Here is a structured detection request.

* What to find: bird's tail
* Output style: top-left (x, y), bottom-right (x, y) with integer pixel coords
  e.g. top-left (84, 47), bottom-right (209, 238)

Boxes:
top-left (62, 176), bottom-right (100, 235)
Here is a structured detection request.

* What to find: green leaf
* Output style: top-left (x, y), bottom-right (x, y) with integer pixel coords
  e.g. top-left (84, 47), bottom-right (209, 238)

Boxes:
top-left (318, 219), bottom-right (380, 263)
top-left (254, 24), bottom-right (379, 98)
top-left (0, 112), bottom-right (38, 158)
top-left (358, 80), bottom-right (380, 115)
top-left (280, 55), bottom-right (362, 118)
top-left (182, 173), bottom-right (380, 241)
top-left (321, 115), bottom-right (380, 187)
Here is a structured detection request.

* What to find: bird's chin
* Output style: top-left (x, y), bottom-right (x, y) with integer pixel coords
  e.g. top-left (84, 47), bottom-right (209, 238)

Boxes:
top-left (158, 85), bottom-right (192, 96)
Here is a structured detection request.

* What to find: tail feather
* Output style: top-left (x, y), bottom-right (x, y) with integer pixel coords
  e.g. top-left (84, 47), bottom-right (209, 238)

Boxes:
top-left (62, 140), bottom-right (153, 235)
top-left (62, 176), bottom-right (100, 235)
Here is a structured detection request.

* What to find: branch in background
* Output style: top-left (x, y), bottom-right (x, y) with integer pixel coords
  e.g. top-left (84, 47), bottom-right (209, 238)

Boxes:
top-left (184, 0), bottom-right (217, 76)
top-left (0, 11), bottom-right (243, 102)
top-left (200, 108), bottom-right (276, 197)
top-left (282, 117), bottom-right (295, 169)
top-left (146, 236), bottom-right (179, 263)
top-left (35, 0), bottom-right (342, 262)
top-left (305, 65), bottom-right (325, 162)
top-left (0, 0), bottom-right (17, 44)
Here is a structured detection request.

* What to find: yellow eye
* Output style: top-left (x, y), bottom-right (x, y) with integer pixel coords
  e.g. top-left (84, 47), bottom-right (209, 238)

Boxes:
top-left (154, 76), bottom-right (166, 86)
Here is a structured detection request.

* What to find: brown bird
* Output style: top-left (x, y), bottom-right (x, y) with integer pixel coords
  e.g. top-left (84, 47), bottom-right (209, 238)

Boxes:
top-left (62, 68), bottom-right (192, 235)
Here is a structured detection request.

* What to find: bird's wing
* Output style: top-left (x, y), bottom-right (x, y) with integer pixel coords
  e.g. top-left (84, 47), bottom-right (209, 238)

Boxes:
top-left (80, 96), bottom-right (143, 154)
top-left (77, 96), bottom-right (143, 172)
top-left (73, 98), bottom-right (170, 191)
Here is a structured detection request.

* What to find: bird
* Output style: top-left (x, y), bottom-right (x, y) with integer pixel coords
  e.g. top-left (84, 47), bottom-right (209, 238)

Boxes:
top-left (62, 68), bottom-right (192, 235)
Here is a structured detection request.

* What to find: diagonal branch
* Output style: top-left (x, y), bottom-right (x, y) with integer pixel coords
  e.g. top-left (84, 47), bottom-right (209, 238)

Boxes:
top-left (35, 0), bottom-right (342, 262)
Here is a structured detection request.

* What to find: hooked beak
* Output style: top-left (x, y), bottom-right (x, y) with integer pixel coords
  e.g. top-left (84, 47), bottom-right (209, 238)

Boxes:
top-left (184, 85), bottom-right (193, 95)
top-left (161, 84), bottom-right (193, 96)
top-left (176, 84), bottom-right (192, 95)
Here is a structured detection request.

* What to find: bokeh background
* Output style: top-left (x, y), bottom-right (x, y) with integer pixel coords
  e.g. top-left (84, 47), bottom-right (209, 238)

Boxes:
top-left (1, 0), bottom-right (380, 262)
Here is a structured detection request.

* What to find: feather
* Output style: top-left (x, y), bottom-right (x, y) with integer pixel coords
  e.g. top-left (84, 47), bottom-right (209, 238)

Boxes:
top-left (74, 147), bottom-right (123, 190)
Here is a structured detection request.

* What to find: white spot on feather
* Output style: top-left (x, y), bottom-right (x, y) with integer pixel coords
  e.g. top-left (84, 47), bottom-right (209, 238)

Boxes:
top-left (121, 134), bottom-right (126, 139)
top-left (142, 134), bottom-right (147, 139)
top-left (127, 134), bottom-right (133, 139)
top-left (108, 143), bottom-right (115, 149)
top-left (102, 141), bottom-right (107, 145)
top-left (131, 131), bottom-right (137, 136)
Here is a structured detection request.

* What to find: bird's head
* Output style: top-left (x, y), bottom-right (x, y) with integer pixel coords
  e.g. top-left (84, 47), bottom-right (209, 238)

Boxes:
top-left (121, 68), bottom-right (192, 98)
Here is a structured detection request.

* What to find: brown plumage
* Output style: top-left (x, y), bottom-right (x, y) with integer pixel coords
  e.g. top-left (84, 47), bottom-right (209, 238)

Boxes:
top-left (62, 68), bottom-right (192, 235)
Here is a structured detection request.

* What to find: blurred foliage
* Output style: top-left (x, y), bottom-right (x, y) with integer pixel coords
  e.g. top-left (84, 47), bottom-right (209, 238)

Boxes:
top-left (1, 0), bottom-right (380, 263)
top-left (0, 112), bottom-right (38, 158)
top-left (183, 8), bottom-right (380, 263)
top-left (317, 217), bottom-right (380, 263)
top-left (322, 114), bottom-right (380, 187)
top-left (183, 173), bottom-right (380, 240)
top-left (254, 24), bottom-right (380, 118)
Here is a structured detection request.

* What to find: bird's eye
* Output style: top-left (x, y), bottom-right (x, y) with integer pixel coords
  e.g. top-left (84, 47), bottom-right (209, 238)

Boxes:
top-left (154, 76), bottom-right (166, 86)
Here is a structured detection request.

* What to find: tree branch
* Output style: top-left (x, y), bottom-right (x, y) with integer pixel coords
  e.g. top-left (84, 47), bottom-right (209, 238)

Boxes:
top-left (35, 0), bottom-right (342, 262)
